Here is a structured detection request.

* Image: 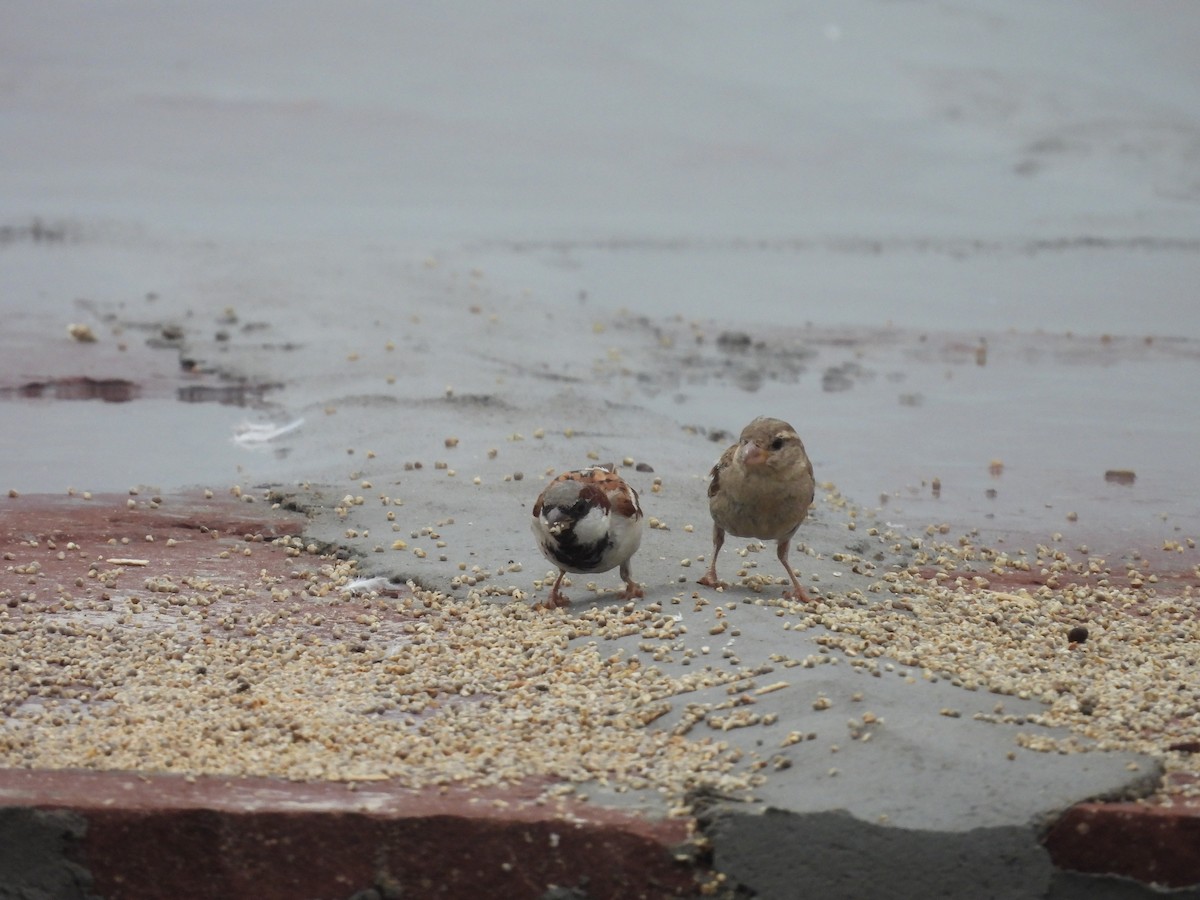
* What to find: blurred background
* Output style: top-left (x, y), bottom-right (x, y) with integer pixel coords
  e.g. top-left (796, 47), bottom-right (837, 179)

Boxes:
top-left (3, 0), bottom-right (1199, 543)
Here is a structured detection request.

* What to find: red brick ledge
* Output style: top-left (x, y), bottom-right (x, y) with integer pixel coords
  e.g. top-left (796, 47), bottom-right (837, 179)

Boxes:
top-left (1043, 777), bottom-right (1200, 890)
top-left (0, 768), bottom-right (702, 900)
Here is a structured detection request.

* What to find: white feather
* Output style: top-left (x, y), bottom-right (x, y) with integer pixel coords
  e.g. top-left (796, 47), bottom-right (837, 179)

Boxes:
top-left (571, 506), bottom-right (610, 546)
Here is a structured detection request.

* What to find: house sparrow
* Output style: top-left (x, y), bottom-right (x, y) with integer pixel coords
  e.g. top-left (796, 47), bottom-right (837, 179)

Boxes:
top-left (698, 416), bottom-right (815, 601)
top-left (531, 464), bottom-right (645, 608)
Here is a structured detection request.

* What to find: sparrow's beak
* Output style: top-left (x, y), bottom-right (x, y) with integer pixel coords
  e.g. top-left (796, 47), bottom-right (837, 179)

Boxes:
top-left (545, 508), bottom-right (569, 535)
top-left (739, 440), bottom-right (768, 467)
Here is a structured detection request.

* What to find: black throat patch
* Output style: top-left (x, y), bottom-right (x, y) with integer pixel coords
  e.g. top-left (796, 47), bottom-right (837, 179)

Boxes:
top-left (545, 515), bottom-right (613, 572)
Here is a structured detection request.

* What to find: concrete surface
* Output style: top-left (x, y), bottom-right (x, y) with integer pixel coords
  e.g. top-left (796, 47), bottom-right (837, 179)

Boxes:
top-left (2, 487), bottom-right (1195, 899)
top-left (3, 1), bottom-right (1200, 897)
top-left (4, 284), bottom-right (1198, 898)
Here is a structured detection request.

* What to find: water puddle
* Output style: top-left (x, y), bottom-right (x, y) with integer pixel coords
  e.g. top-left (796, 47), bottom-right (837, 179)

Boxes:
top-left (1, 377), bottom-right (141, 403)
top-left (0, 367), bottom-right (297, 494)
top-left (618, 321), bottom-right (1200, 553)
top-left (0, 398), bottom-right (278, 494)
top-left (0, 290), bottom-right (305, 494)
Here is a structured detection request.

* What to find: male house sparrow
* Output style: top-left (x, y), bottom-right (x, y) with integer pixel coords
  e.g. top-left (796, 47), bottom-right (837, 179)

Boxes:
top-left (698, 416), bottom-right (815, 601)
top-left (531, 464), bottom-right (645, 608)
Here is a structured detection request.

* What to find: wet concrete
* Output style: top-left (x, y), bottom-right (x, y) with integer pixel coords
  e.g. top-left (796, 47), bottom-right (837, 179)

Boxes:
top-left (4, 259), bottom-right (1200, 898)
top-left (4, 1), bottom-right (1200, 896)
top-left (0, 806), bottom-right (93, 900)
top-left (4, 258), bottom-right (1200, 897)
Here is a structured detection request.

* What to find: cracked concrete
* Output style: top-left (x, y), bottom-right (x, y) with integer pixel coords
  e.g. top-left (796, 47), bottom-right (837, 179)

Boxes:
top-left (4, 1), bottom-right (1200, 896)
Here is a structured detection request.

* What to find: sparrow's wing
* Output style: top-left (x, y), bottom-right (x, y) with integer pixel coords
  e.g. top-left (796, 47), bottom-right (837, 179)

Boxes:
top-left (707, 444), bottom-right (736, 499)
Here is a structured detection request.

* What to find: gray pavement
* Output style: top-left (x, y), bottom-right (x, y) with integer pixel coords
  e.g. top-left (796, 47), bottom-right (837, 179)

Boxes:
top-left (5, 2), bottom-right (1200, 895)
top-left (66, 289), bottom-right (1178, 897)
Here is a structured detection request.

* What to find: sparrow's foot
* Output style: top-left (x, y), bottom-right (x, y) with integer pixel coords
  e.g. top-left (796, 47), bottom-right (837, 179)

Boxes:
top-left (542, 572), bottom-right (571, 609)
top-left (697, 571), bottom-right (726, 590)
top-left (619, 581), bottom-right (645, 601)
top-left (777, 545), bottom-right (812, 602)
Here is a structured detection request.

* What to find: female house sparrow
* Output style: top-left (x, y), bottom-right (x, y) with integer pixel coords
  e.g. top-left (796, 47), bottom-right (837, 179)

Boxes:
top-left (698, 416), bottom-right (815, 601)
top-left (531, 464), bottom-right (645, 608)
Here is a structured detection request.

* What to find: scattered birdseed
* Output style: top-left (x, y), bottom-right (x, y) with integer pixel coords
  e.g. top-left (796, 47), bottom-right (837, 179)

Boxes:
top-left (802, 523), bottom-right (1200, 802)
top-left (754, 682), bottom-right (789, 696)
top-left (5, 472), bottom-right (1197, 812)
top-left (0, 538), bottom-right (753, 798)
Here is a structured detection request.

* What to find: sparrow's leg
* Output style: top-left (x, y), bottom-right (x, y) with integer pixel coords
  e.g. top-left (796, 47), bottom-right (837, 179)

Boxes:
top-left (547, 570), bottom-right (571, 608)
top-left (618, 561), bottom-right (644, 600)
top-left (777, 539), bottom-right (811, 602)
top-left (697, 524), bottom-right (727, 589)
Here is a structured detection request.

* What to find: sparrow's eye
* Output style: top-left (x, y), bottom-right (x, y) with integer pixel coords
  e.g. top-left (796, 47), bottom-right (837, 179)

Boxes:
top-left (769, 436), bottom-right (786, 451)
top-left (569, 499), bottom-right (590, 518)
